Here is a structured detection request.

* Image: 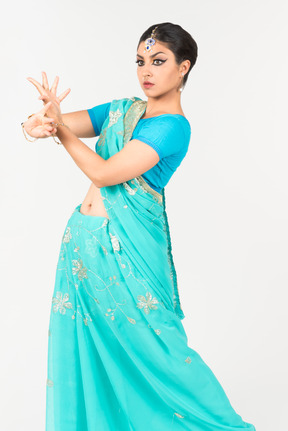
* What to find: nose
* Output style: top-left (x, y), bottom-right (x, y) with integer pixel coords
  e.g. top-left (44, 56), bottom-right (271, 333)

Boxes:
top-left (141, 62), bottom-right (152, 79)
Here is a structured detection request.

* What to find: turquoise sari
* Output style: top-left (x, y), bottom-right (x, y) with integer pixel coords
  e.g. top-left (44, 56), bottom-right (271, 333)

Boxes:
top-left (46, 97), bottom-right (256, 430)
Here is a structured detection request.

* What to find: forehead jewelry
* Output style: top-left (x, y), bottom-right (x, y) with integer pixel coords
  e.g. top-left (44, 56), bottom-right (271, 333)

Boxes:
top-left (144, 26), bottom-right (158, 54)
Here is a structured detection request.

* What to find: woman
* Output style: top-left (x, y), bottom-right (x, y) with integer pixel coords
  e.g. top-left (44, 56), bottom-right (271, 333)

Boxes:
top-left (23, 23), bottom-right (256, 431)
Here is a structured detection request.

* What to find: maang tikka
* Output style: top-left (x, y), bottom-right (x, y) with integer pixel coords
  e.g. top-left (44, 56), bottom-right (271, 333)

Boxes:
top-left (144, 26), bottom-right (158, 54)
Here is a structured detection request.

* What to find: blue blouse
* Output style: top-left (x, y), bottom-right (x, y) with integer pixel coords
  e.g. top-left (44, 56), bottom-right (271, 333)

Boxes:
top-left (87, 101), bottom-right (191, 192)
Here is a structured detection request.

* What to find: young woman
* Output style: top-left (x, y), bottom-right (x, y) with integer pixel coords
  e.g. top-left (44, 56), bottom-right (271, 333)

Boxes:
top-left (23, 22), bottom-right (256, 431)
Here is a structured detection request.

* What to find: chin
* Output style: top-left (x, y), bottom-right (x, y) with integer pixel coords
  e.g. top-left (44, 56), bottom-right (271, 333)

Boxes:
top-left (143, 88), bottom-right (162, 98)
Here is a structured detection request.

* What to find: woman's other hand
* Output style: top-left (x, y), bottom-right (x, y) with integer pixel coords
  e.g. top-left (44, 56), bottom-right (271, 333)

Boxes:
top-left (26, 71), bottom-right (70, 120)
top-left (23, 102), bottom-right (58, 138)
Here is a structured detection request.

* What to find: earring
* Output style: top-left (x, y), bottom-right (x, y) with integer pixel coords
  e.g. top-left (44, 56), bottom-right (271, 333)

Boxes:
top-left (179, 72), bottom-right (184, 92)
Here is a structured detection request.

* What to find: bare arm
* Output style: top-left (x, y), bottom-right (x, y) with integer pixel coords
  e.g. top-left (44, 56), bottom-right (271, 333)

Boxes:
top-left (55, 124), bottom-right (160, 188)
top-left (61, 110), bottom-right (96, 138)
top-left (26, 72), bottom-right (160, 187)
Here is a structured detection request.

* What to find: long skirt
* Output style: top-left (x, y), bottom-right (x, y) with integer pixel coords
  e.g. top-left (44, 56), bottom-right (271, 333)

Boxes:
top-left (46, 203), bottom-right (256, 431)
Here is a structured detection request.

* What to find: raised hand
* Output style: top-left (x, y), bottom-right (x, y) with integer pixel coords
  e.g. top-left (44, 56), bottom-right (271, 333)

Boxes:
top-left (26, 71), bottom-right (71, 119)
top-left (23, 102), bottom-right (58, 139)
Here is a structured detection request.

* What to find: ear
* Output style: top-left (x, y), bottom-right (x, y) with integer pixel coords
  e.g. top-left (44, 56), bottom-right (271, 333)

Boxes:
top-left (181, 59), bottom-right (191, 76)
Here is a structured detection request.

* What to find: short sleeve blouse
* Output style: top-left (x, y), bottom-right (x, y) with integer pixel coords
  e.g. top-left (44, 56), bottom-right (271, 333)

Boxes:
top-left (87, 101), bottom-right (191, 192)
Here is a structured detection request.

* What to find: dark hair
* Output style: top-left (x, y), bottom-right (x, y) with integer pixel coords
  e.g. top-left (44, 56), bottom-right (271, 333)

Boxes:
top-left (137, 22), bottom-right (198, 89)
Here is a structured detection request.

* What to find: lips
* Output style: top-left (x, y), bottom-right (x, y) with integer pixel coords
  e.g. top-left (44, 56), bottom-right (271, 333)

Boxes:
top-left (143, 81), bottom-right (154, 88)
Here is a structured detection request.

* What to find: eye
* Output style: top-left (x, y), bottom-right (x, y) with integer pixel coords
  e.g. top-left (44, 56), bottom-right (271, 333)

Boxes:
top-left (135, 60), bottom-right (144, 66)
top-left (153, 59), bottom-right (166, 65)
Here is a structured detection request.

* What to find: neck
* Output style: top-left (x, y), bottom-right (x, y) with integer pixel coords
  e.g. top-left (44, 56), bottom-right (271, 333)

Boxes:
top-left (145, 89), bottom-right (183, 116)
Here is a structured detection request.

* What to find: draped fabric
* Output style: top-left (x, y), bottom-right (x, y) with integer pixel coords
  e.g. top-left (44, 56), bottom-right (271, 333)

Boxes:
top-left (46, 97), bottom-right (256, 430)
top-left (95, 97), bottom-right (185, 320)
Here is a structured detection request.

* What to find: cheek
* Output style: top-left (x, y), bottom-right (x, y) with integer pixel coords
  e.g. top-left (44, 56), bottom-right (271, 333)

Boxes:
top-left (159, 68), bottom-right (177, 85)
top-left (154, 67), bottom-right (167, 82)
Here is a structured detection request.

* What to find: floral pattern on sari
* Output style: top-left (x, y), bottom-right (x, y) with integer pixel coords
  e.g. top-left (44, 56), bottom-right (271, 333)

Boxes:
top-left (136, 292), bottom-right (159, 314)
top-left (52, 292), bottom-right (73, 314)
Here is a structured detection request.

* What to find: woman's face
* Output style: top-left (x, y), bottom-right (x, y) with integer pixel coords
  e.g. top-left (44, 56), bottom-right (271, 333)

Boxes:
top-left (136, 40), bottom-right (186, 98)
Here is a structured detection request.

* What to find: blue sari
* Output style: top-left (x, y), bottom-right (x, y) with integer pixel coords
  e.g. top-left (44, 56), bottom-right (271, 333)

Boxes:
top-left (46, 97), bottom-right (256, 430)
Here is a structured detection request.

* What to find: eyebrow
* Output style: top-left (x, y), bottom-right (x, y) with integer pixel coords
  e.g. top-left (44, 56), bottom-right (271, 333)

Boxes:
top-left (136, 51), bottom-right (167, 59)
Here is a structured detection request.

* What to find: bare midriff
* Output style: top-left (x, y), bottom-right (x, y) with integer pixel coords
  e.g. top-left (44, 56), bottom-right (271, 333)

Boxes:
top-left (80, 182), bottom-right (109, 218)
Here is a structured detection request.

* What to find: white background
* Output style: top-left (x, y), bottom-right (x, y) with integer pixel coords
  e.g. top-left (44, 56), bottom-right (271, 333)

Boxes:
top-left (1, 1), bottom-right (287, 430)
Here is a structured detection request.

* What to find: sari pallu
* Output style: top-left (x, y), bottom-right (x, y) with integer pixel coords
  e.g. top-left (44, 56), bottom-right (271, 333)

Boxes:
top-left (46, 97), bottom-right (256, 430)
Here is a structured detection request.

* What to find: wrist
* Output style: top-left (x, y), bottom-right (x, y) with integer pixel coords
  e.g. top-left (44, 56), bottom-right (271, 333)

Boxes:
top-left (53, 121), bottom-right (70, 145)
top-left (55, 123), bottom-right (67, 136)
top-left (52, 116), bottom-right (63, 125)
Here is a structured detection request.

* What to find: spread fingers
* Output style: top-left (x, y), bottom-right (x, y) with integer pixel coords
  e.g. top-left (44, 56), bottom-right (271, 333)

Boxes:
top-left (50, 75), bottom-right (59, 94)
top-left (26, 76), bottom-right (44, 95)
top-left (42, 71), bottom-right (49, 90)
top-left (58, 88), bottom-right (71, 102)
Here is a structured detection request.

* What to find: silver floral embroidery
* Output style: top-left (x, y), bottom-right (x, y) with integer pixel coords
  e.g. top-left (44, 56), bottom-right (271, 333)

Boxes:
top-left (62, 226), bottom-right (72, 243)
top-left (107, 109), bottom-right (122, 128)
top-left (105, 306), bottom-right (136, 324)
top-left (109, 232), bottom-right (120, 252)
top-left (102, 218), bottom-right (109, 226)
top-left (148, 324), bottom-right (161, 335)
top-left (171, 411), bottom-right (185, 426)
top-left (85, 237), bottom-right (98, 257)
top-left (123, 181), bottom-right (137, 195)
top-left (96, 128), bottom-right (107, 149)
top-left (71, 306), bottom-right (92, 326)
top-left (52, 194), bottom-right (163, 328)
top-left (174, 412), bottom-right (185, 419)
top-left (72, 258), bottom-right (88, 280)
top-left (106, 308), bottom-right (115, 320)
top-left (47, 378), bottom-right (54, 387)
top-left (134, 175), bottom-right (162, 204)
top-left (136, 292), bottom-right (159, 314)
top-left (52, 292), bottom-right (73, 314)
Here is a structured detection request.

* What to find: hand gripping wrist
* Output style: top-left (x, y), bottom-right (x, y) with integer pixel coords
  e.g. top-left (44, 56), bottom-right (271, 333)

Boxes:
top-left (21, 115), bottom-right (38, 142)
top-left (20, 113), bottom-right (68, 145)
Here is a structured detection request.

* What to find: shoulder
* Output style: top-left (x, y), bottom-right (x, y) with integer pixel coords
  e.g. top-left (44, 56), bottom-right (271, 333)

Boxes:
top-left (141, 115), bottom-right (191, 140)
top-left (135, 115), bottom-right (191, 159)
top-left (162, 114), bottom-right (191, 133)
